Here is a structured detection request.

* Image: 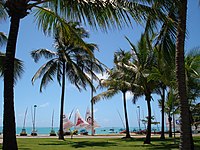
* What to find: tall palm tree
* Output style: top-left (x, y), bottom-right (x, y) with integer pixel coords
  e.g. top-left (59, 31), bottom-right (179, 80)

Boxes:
top-left (125, 34), bottom-right (157, 144)
top-left (31, 22), bottom-right (103, 140)
top-left (148, 42), bottom-right (176, 140)
top-left (143, 0), bottom-right (194, 148)
top-left (0, 0), bottom-right (154, 150)
top-left (0, 0), bottom-right (153, 148)
top-left (175, 1), bottom-right (194, 149)
top-left (159, 88), bottom-right (179, 138)
top-left (143, 0), bottom-right (178, 140)
top-left (93, 50), bottom-right (134, 138)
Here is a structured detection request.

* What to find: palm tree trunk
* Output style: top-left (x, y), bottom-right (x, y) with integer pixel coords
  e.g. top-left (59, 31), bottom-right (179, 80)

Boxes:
top-left (168, 115), bottom-right (172, 137)
top-left (160, 87), bottom-right (165, 140)
top-left (3, 15), bottom-right (20, 150)
top-left (122, 91), bottom-right (131, 138)
top-left (176, 0), bottom-right (193, 149)
top-left (144, 93), bottom-right (151, 144)
top-left (59, 61), bottom-right (66, 140)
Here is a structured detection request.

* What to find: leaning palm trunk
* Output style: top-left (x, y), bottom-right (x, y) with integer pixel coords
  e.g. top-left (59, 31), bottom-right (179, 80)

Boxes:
top-left (122, 91), bottom-right (131, 138)
top-left (59, 61), bottom-right (66, 140)
top-left (176, 0), bottom-right (193, 149)
top-left (3, 15), bottom-right (20, 150)
top-left (144, 93), bottom-right (152, 144)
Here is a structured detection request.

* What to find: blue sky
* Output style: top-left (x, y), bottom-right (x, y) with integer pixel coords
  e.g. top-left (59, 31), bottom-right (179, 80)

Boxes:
top-left (0, 0), bottom-right (200, 129)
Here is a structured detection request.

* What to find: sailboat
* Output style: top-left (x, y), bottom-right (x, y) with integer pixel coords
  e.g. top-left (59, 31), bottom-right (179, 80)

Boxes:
top-left (74, 109), bottom-right (89, 135)
top-left (85, 107), bottom-right (100, 130)
top-left (62, 108), bottom-right (99, 135)
top-left (63, 114), bottom-right (74, 135)
top-left (20, 108), bottom-right (28, 136)
top-left (49, 110), bottom-right (56, 136)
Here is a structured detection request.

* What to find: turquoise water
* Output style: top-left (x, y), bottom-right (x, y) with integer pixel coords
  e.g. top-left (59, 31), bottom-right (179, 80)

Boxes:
top-left (0, 126), bottom-right (161, 135)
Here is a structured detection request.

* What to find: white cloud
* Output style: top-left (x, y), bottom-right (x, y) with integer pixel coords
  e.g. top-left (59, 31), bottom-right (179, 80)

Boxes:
top-left (96, 72), bottom-right (109, 80)
top-left (38, 102), bottom-right (49, 108)
top-left (125, 91), bottom-right (133, 100)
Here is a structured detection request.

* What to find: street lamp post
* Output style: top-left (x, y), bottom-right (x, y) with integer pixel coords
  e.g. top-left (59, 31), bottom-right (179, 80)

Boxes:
top-left (31, 105), bottom-right (37, 136)
top-left (137, 106), bottom-right (141, 131)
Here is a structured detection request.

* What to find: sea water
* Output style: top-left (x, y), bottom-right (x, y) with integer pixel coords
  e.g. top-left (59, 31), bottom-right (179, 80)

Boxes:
top-left (0, 126), bottom-right (161, 135)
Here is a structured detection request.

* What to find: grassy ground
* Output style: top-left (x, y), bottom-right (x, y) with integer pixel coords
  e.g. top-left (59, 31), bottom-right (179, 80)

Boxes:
top-left (1, 136), bottom-right (200, 150)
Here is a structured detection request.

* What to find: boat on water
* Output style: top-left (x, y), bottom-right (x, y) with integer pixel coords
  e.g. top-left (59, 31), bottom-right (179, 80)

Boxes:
top-left (62, 108), bottom-right (100, 135)
top-left (108, 128), bottom-right (118, 133)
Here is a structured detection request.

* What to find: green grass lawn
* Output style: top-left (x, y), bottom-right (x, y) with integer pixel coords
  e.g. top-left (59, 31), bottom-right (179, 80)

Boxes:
top-left (1, 136), bottom-right (200, 150)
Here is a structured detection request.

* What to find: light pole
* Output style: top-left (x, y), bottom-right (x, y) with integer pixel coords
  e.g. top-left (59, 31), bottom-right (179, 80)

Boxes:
top-left (31, 105), bottom-right (37, 136)
top-left (137, 106), bottom-right (141, 131)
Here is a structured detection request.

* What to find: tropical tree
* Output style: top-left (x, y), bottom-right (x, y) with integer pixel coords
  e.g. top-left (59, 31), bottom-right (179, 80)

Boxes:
top-left (191, 103), bottom-right (200, 130)
top-left (159, 88), bottom-right (179, 137)
top-left (143, 0), bottom-right (194, 148)
top-left (93, 50), bottom-right (134, 138)
top-left (31, 22), bottom-right (104, 140)
top-left (185, 49), bottom-right (200, 103)
top-left (125, 34), bottom-right (157, 144)
top-left (147, 42), bottom-right (176, 140)
top-left (143, 0), bottom-right (178, 140)
top-left (1, 0), bottom-right (156, 148)
top-left (175, 1), bottom-right (194, 149)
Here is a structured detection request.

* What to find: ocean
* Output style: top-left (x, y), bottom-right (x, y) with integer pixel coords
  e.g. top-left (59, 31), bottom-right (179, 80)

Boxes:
top-left (0, 126), bottom-right (161, 135)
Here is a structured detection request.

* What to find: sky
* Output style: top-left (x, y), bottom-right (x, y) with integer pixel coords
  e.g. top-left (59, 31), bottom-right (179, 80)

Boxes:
top-left (0, 0), bottom-right (200, 129)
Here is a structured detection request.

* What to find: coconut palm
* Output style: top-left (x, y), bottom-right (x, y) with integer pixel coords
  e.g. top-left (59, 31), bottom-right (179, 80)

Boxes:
top-left (143, 0), bottom-right (194, 148)
top-left (147, 42), bottom-right (176, 140)
top-left (159, 88), bottom-right (179, 137)
top-left (93, 50), bottom-right (134, 138)
top-left (175, 1), bottom-right (194, 148)
top-left (1, 0), bottom-right (155, 148)
top-left (191, 103), bottom-right (200, 130)
top-left (185, 49), bottom-right (200, 103)
top-left (31, 22), bottom-right (104, 140)
top-left (125, 34), bottom-right (158, 144)
top-left (143, 0), bottom-right (178, 140)
top-left (153, 0), bottom-right (195, 148)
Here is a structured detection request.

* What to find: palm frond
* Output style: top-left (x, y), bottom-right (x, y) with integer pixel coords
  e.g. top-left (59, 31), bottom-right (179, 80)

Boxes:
top-left (0, 32), bottom-right (7, 47)
top-left (0, 52), bottom-right (24, 83)
top-left (31, 49), bottom-right (57, 63)
top-left (34, 6), bottom-right (93, 55)
top-left (92, 89), bottom-right (119, 104)
top-left (0, 2), bottom-right (7, 21)
top-left (31, 58), bottom-right (60, 92)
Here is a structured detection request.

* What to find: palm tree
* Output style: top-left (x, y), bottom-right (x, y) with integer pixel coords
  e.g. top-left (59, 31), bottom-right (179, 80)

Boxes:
top-left (143, 0), bottom-right (178, 140)
top-left (0, 0), bottom-right (154, 150)
top-left (143, 0), bottom-right (194, 148)
top-left (175, 1), bottom-right (194, 149)
top-left (159, 88), bottom-right (179, 137)
top-left (0, 0), bottom-right (154, 148)
top-left (185, 49), bottom-right (200, 103)
top-left (148, 42), bottom-right (176, 140)
top-left (93, 50), bottom-right (134, 138)
top-left (31, 22), bottom-right (104, 140)
top-left (125, 34), bottom-right (157, 144)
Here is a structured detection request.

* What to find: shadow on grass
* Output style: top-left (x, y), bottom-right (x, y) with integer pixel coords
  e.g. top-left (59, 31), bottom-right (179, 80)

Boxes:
top-left (39, 140), bottom-right (116, 148)
top-left (114, 137), bottom-right (180, 150)
top-left (71, 141), bottom-right (117, 148)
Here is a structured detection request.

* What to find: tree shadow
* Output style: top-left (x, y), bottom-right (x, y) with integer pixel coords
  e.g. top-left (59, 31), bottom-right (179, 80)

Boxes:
top-left (39, 140), bottom-right (116, 148)
top-left (70, 141), bottom-right (117, 148)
